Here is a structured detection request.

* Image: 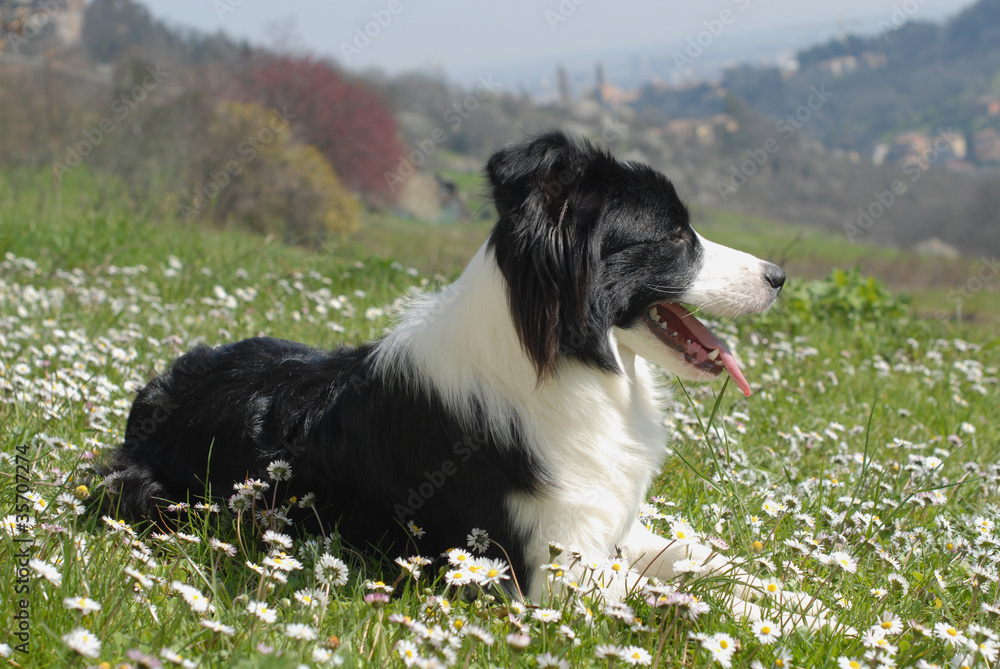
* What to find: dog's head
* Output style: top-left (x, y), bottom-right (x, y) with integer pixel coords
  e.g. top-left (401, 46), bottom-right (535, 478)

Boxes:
top-left (486, 131), bottom-right (785, 396)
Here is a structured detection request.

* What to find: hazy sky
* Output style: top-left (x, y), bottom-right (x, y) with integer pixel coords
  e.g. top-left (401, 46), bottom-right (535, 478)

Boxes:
top-left (142, 0), bottom-right (976, 81)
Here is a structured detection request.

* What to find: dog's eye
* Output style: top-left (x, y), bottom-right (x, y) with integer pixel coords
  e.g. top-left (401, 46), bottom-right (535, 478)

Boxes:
top-left (668, 231), bottom-right (690, 245)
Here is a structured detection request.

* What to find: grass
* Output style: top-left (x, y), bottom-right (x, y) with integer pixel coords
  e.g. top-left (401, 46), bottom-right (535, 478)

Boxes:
top-left (0, 167), bottom-right (999, 667)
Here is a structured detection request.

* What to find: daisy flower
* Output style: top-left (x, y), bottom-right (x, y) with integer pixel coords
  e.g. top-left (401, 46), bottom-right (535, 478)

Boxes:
top-left (62, 627), bottom-right (101, 659)
top-left (536, 652), bottom-right (570, 668)
top-left (396, 640), bottom-right (420, 666)
top-left (63, 596), bottom-right (102, 613)
top-left (266, 459), bottom-right (293, 481)
top-left (56, 492), bottom-right (85, 516)
top-left (467, 527), bottom-right (491, 553)
top-left (533, 608), bottom-right (562, 624)
top-left (669, 520), bottom-right (699, 545)
top-left (761, 578), bottom-right (783, 597)
top-left (836, 657), bottom-right (866, 669)
top-left (506, 632), bottom-right (531, 649)
top-left (446, 548), bottom-right (472, 567)
top-left (247, 600), bottom-right (277, 623)
top-left (604, 602), bottom-right (636, 624)
top-left (262, 530), bottom-right (293, 549)
top-left (604, 556), bottom-right (630, 580)
top-left (228, 493), bottom-right (250, 513)
top-left (933, 622), bottom-right (967, 647)
top-left (315, 553), bottom-right (349, 586)
top-left (830, 550), bottom-right (858, 573)
top-left (208, 538), bottom-right (237, 557)
top-left (752, 619), bottom-right (780, 645)
top-left (124, 566), bottom-right (154, 589)
top-left (28, 558), bottom-right (62, 586)
top-left (700, 633), bottom-right (736, 668)
top-left (772, 648), bottom-right (793, 668)
top-left (621, 646), bottom-right (653, 666)
top-left (860, 627), bottom-right (886, 649)
top-left (887, 572), bottom-right (910, 594)
top-left (595, 644), bottom-right (624, 660)
top-left (406, 520), bottom-right (425, 537)
top-left (444, 568), bottom-right (473, 587)
top-left (294, 587), bottom-right (327, 608)
top-left (874, 611), bottom-right (903, 635)
top-left (464, 624), bottom-right (495, 645)
top-left (199, 619), bottom-right (236, 636)
top-left (364, 579), bottom-right (393, 593)
top-left (285, 623), bottom-right (317, 641)
top-left (478, 558), bottom-right (510, 585)
top-left (160, 648), bottom-right (196, 668)
top-left (976, 638), bottom-right (1000, 663)
top-left (172, 582), bottom-right (212, 614)
top-left (2, 514), bottom-right (33, 536)
top-left (673, 558), bottom-right (705, 574)
top-left (395, 556), bottom-right (423, 579)
top-left (263, 552), bottom-right (303, 572)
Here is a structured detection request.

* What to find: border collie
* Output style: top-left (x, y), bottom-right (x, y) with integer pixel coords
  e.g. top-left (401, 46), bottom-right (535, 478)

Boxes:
top-left (106, 131), bottom-right (836, 628)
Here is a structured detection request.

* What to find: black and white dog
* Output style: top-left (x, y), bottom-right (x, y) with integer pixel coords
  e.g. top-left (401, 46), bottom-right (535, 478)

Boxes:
top-left (107, 131), bottom-right (833, 626)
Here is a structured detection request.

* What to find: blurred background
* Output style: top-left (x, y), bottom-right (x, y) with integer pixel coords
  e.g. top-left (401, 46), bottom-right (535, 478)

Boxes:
top-left (1, 0), bottom-right (997, 318)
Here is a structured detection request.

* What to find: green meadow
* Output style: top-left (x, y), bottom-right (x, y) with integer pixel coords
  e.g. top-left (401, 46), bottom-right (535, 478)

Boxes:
top-left (0, 167), bottom-right (998, 668)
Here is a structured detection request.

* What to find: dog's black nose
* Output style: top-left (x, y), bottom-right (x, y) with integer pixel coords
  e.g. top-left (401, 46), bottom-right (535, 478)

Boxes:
top-left (763, 263), bottom-right (786, 290)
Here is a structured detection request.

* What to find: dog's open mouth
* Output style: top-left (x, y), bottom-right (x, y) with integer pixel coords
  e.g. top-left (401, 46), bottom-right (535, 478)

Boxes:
top-left (645, 303), bottom-right (752, 397)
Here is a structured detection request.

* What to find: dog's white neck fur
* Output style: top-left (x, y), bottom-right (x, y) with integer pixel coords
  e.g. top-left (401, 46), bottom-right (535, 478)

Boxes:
top-left (373, 243), bottom-right (668, 599)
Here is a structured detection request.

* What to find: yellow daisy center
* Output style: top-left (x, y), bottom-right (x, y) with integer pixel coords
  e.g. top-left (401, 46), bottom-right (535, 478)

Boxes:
top-left (761, 626), bottom-right (771, 634)
top-left (948, 627), bottom-right (958, 637)
top-left (767, 583), bottom-right (778, 592)
top-left (720, 640), bottom-right (728, 649)
top-left (881, 621), bottom-right (893, 629)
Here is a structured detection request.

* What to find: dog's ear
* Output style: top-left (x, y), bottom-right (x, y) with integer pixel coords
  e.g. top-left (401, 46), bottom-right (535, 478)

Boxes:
top-left (486, 132), bottom-right (616, 380)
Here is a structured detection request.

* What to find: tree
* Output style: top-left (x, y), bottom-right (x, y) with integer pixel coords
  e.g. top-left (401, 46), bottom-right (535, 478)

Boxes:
top-left (82, 0), bottom-right (169, 63)
top-left (243, 57), bottom-right (403, 204)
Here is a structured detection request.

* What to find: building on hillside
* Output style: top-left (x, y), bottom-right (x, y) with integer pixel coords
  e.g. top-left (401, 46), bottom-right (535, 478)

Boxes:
top-left (663, 114), bottom-right (738, 147)
top-left (972, 127), bottom-right (1000, 165)
top-left (52, 0), bottom-right (84, 47)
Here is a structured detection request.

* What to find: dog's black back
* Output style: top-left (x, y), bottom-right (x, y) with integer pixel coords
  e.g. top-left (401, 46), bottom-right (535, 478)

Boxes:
top-left (108, 336), bottom-right (538, 580)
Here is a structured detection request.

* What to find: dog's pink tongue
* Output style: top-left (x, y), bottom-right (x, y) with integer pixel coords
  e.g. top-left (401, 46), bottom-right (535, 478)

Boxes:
top-left (669, 304), bottom-right (752, 397)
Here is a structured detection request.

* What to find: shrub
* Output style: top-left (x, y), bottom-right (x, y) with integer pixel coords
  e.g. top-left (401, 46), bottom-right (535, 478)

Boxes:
top-left (182, 102), bottom-right (360, 244)
top-left (758, 267), bottom-right (911, 332)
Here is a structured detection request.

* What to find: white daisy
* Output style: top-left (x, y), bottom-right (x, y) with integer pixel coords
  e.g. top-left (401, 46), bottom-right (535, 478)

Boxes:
top-left (63, 596), bottom-right (102, 613)
top-left (285, 623), bottom-right (317, 640)
top-left (62, 627), bottom-right (101, 659)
